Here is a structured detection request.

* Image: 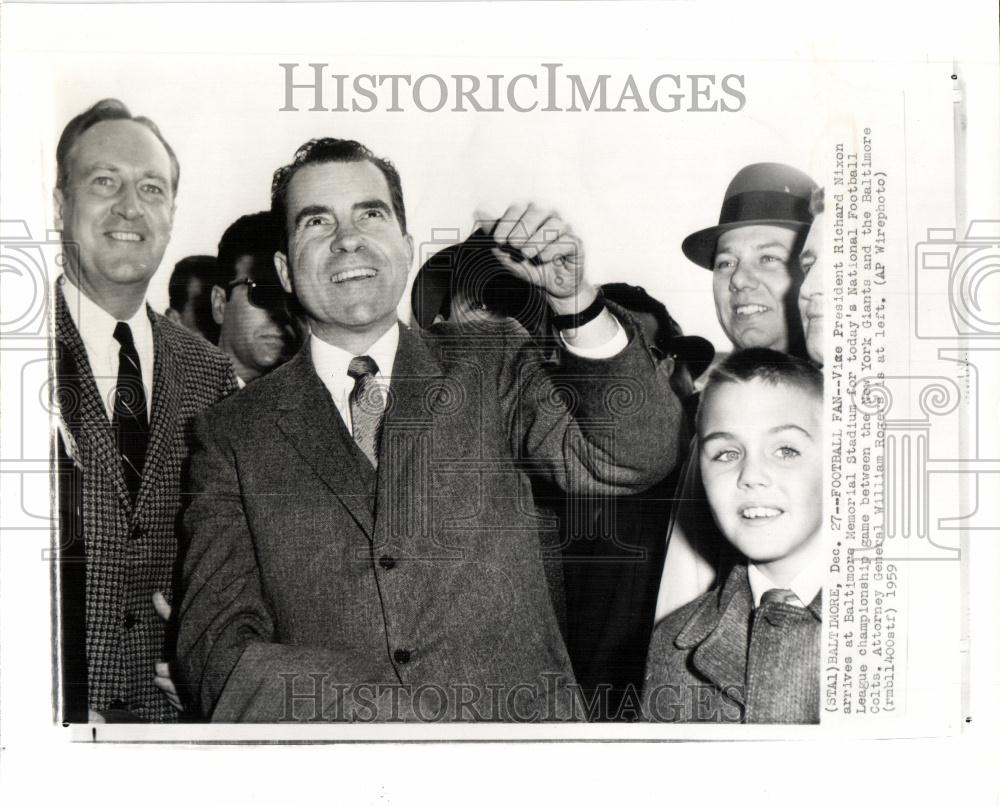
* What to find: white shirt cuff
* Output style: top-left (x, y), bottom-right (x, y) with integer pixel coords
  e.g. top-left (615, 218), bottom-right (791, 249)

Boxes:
top-left (559, 315), bottom-right (628, 359)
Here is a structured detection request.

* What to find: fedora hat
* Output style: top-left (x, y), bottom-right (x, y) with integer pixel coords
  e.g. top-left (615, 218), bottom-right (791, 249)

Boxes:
top-left (682, 162), bottom-right (818, 270)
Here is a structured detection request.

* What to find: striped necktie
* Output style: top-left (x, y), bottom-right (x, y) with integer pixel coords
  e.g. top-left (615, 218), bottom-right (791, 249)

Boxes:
top-left (759, 588), bottom-right (805, 609)
top-left (347, 355), bottom-right (385, 468)
top-left (112, 322), bottom-right (149, 503)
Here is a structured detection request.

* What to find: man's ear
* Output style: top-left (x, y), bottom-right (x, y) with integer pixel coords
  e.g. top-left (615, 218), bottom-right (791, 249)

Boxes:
top-left (53, 188), bottom-right (65, 230)
top-left (275, 251), bottom-right (294, 294)
top-left (210, 285), bottom-right (226, 326)
top-left (404, 234), bottom-right (414, 268)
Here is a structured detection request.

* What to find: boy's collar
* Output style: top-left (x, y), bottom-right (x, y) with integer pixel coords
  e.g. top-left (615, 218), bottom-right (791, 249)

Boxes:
top-left (747, 562), bottom-right (823, 611)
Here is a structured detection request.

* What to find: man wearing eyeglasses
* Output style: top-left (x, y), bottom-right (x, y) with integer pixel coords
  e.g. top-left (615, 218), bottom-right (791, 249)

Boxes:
top-left (211, 212), bottom-right (299, 387)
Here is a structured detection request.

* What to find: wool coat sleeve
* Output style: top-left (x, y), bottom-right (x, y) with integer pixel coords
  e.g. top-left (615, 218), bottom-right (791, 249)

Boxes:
top-left (500, 312), bottom-right (683, 497)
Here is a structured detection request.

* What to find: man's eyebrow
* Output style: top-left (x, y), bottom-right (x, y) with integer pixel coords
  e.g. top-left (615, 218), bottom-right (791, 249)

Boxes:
top-left (80, 162), bottom-right (120, 175)
top-left (292, 205), bottom-right (332, 228)
top-left (755, 241), bottom-right (792, 251)
top-left (80, 163), bottom-right (169, 184)
top-left (355, 199), bottom-right (393, 216)
top-left (139, 169), bottom-right (170, 184)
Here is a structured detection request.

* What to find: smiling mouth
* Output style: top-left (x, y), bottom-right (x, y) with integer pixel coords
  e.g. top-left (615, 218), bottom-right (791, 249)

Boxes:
top-left (739, 506), bottom-right (783, 520)
top-left (106, 231), bottom-right (144, 242)
top-left (331, 268), bottom-right (377, 284)
top-left (733, 303), bottom-right (769, 317)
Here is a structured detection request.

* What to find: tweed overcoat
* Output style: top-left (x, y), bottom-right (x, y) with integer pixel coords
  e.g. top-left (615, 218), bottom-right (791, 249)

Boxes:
top-left (178, 318), bottom-right (683, 722)
top-left (54, 284), bottom-right (237, 722)
top-left (642, 563), bottom-right (822, 723)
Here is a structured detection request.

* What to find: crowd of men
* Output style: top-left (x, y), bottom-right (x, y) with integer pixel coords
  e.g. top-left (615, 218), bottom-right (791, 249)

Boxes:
top-left (53, 97), bottom-right (825, 724)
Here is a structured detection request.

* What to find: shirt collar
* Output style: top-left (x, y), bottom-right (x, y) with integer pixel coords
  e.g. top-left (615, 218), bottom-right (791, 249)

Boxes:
top-left (309, 322), bottom-right (399, 391)
top-left (60, 274), bottom-right (152, 353)
top-left (747, 560), bottom-right (824, 610)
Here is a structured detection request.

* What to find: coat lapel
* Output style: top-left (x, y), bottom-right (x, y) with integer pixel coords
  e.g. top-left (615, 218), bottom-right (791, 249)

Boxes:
top-left (54, 285), bottom-right (131, 511)
top-left (275, 347), bottom-right (377, 539)
top-left (133, 309), bottom-right (183, 518)
top-left (676, 565), bottom-right (754, 706)
top-left (373, 324), bottom-right (445, 543)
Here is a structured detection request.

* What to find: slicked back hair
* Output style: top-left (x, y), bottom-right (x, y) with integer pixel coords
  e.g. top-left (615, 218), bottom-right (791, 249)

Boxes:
top-left (270, 137), bottom-right (407, 250)
top-left (696, 347), bottom-right (823, 435)
top-left (216, 211), bottom-right (284, 287)
top-left (56, 98), bottom-right (180, 194)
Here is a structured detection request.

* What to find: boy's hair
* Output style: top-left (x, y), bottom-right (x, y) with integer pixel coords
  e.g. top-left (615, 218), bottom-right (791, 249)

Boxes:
top-left (696, 347), bottom-right (823, 434)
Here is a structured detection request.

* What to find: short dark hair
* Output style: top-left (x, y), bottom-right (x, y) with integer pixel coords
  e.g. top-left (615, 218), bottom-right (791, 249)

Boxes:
top-left (270, 138), bottom-right (407, 247)
top-left (216, 211), bottom-right (284, 287)
top-left (167, 255), bottom-right (218, 342)
top-left (600, 283), bottom-right (677, 354)
top-left (56, 98), bottom-right (180, 194)
top-left (168, 255), bottom-right (215, 310)
top-left (697, 347), bottom-right (823, 434)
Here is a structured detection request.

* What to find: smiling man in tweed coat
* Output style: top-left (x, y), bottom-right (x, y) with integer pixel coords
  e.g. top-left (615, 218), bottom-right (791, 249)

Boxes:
top-left (177, 138), bottom-right (684, 722)
top-left (54, 98), bottom-right (236, 723)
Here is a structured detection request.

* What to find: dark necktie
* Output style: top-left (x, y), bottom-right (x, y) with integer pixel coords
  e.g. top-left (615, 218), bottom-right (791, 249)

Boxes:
top-left (347, 355), bottom-right (385, 468)
top-left (112, 322), bottom-right (149, 503)
top-left (759, 588), bottom-right (804, 608)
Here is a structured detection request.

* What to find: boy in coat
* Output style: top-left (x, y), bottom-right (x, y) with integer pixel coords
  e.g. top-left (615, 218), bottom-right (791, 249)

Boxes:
top-left (643, 348), bottom-right (824, 723)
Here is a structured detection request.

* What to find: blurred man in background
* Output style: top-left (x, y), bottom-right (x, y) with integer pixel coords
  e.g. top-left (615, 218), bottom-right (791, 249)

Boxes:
top-left (211, 211), bottom-right (299, 387)
top-left (165, 254), bottom-right (218, 342)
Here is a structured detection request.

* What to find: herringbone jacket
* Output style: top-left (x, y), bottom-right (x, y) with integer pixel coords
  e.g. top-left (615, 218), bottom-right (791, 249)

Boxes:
top-left (54, 282), bottom-right (236, 722)
top-left (642, 563), bottom-right (822, 723)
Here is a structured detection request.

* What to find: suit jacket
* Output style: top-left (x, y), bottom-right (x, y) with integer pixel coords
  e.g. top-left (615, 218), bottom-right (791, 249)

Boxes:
top-left (178, 319), bottom-right (683, 722)
top-left (642, 564), bottom-right (822, 723)
top-left (54, 284), bottom-right (237, 722)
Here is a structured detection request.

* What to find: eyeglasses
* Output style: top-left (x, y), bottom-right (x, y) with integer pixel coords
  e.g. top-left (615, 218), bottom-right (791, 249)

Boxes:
top-left (226, 278), bottom-right (285, 311)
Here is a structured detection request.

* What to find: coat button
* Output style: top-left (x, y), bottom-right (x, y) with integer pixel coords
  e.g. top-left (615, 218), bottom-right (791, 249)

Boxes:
top-left (378, 555), bottom-right (396, 570)
top-left (123, 613), bottom-right (138, 630)
top-left (393, 649), bottom-right (411, 665)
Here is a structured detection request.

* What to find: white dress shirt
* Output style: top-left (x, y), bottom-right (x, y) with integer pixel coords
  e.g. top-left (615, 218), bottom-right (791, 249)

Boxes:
top-left (310, 325), bottom-right (399, 433)
top-left (747, 559), bottom-right (824, 610)
top-left (61, 276), bottom-right (155, 421)
top-left (309, 312), bottom-right (626, 432)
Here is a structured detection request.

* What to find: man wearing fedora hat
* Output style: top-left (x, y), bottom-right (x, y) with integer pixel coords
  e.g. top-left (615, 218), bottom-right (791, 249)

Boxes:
top-left (654, 162), bottom-right (818, 622)
top-left (683, 162), bottom-right (818, 355)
